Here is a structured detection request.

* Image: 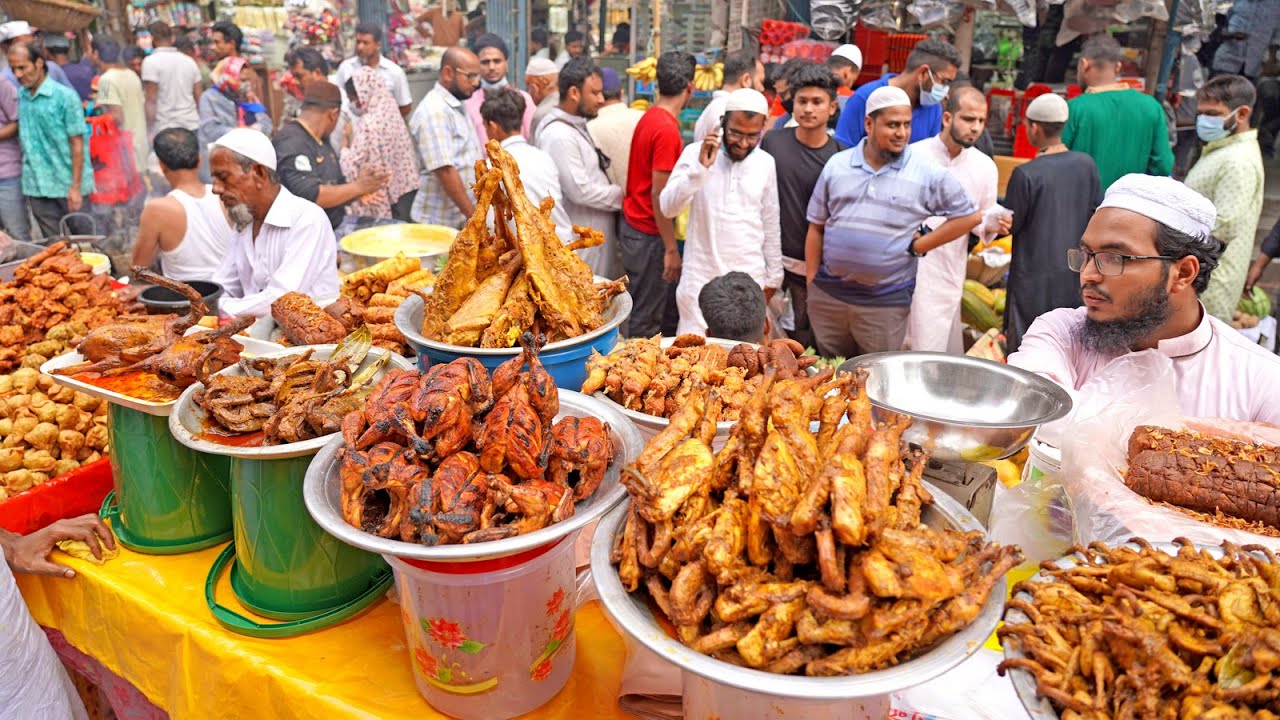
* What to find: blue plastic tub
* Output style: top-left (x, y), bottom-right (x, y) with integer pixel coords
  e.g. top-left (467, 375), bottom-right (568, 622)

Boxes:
top-left (393, 288), bottom-right (632, 391)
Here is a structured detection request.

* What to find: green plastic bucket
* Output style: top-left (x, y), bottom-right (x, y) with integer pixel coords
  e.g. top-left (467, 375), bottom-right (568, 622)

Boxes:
top-left (205, 454), bottom-right (391, 638)
top-left (101, 403), bottom-right (233, 554)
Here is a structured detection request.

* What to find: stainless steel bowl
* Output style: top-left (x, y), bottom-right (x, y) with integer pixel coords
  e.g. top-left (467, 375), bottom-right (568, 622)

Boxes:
top-left (338, 223), bottom-right (455, 271)
top-left (169, 344), bottom-right (415, 459)
top-left (393, 281), bottom-right (632, 357)
top-left (847, 352), bottom-right (1072, 462)
top-left (590, 484), bottom-right (1006, 700)
top-left (303, 390), bottom-right (644, 562)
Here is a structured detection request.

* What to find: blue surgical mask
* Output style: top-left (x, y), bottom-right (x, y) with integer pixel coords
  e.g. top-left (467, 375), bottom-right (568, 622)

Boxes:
top-left (480, 77), bottom-right (508, 91)
top-left (919, 69), bottom-right (949, 107)
top-left (1195, 109), bottom-right (1238, 142)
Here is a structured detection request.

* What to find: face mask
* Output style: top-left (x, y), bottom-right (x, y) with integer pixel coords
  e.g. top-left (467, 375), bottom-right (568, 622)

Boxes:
top-left (480, 76), bottom-right (507, 91)
top-left (919, 69), bottom-right (949, 107)
top-left (1195, 109), bottom-right (1237, 142)
top-left (781, 95), bottom-right (794, 114)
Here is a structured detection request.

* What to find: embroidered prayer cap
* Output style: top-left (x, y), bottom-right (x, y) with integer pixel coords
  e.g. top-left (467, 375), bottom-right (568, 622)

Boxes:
top-left (525, 57), bottom-right (558, 77)
top-left (1025, 93), bottom-right (1068, 123)
top-left (213, 128), bottom-right (278, 171)
top-left (724, 88), bottom-right (769, 116)
top-left (1097, 174), bottom-right (1216, 241)
top-left (831, 44), bottom-right (863, 68)
top-left (865, 85), bottom-right (911, 114)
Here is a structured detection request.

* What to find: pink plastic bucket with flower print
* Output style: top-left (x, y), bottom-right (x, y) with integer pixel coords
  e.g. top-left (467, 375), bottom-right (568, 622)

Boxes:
top-left (382, 534), bottom-right (577, 719)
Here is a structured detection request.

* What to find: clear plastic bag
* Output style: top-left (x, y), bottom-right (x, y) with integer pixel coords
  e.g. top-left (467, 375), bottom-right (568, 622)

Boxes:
top-left (907, 0), bottom-right (966, 30)
top-left (1059, 352), bottom-right (1280, 550)
top-left (989, 466), bottom-right (1073, 568)
top-left (810, 0), bottom-right (859, 41)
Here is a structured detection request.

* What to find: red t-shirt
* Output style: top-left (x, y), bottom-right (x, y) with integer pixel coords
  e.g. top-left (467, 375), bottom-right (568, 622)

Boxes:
top-left (623, 106), bottom-right (684, 235)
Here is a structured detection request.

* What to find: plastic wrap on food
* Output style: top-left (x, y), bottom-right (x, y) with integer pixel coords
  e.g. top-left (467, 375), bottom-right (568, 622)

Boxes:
top-left (810, 0), bottom-right (859, 40)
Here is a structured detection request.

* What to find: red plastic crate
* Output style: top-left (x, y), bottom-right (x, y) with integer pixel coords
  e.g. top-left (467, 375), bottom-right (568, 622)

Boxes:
top-left (0, 456), bottom-right (113, 535)
top-left (886, 33), bottom-right (927, 73)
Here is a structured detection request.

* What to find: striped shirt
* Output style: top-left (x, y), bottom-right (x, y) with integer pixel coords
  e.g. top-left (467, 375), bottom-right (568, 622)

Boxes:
top-left (806, 140), bottom-right (974, 306)
top-left (409, 83), bottom-right (483, 227)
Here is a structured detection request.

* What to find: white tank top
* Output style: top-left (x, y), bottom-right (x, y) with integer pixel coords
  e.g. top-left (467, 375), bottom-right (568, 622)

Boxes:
top-left (161, 186), bottom-right (232, 282)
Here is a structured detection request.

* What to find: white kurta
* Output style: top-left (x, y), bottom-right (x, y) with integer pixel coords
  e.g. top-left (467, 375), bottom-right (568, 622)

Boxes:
top-left (904, 135), bottom-right (999, 353)
top-left (212, 186), bottom-right (339, 319)
top-left (0, 551), bottom-right (88, 720)
top-left (660, 143), bottom-right (782, 336)
top-left (536, 108), bottom-right (625, 279)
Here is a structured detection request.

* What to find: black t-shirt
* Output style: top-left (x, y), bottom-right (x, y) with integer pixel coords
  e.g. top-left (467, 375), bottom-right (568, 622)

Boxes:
top-left (272, 120), bottom-right (347, 229)
top-left (760, 129), bottom-right (846, 264)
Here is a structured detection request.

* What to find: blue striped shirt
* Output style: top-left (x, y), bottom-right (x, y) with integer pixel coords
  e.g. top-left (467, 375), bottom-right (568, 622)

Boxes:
top-left (806, 140), bottom-right (974, 305)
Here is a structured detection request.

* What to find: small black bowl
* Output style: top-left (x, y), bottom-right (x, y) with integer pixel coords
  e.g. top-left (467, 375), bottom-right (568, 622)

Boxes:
top-left (139, 280), bottom-right (223, 316)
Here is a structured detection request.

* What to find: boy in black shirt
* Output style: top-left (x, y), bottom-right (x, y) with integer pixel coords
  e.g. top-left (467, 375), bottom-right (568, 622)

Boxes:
top-left (759, 63), bottom-right (845, 349)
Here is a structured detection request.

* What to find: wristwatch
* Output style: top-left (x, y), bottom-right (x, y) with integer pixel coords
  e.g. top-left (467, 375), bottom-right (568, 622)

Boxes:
top-left (907, 235), bottom-right (927, 257)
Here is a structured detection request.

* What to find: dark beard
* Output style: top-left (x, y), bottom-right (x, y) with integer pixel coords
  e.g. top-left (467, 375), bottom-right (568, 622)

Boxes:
top-left (950, 127), bottom-right (976, 148)
top-left (1076, 277), bottom-right (1173, 354)
top-left (882, 148), bottom-right (903, 162)
top-left (447, 79), bottom-right (472, 101)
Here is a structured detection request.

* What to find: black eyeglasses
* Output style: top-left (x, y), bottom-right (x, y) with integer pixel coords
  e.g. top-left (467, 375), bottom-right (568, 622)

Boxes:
top-left (1066, 248), bottom-right (1177, 276)
top-left (452, 69), bottom-right (481, 82)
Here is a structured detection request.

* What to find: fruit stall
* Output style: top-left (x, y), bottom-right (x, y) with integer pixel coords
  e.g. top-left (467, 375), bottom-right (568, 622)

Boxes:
top-left (9, 141), bottom-right (1280, 720)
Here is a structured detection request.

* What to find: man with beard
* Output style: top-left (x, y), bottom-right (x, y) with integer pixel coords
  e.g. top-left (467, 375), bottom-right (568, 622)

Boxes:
top-left (805, 85), bottom-right (979, 357)
top-left (536, 57), bottom-right (622, 277)
top-left (408, 46), bottom-right (482, 227)
top-left (833, 38), bottom-right (961, 147)
top-left (1009, 174), bottom-right (1280, 424)
top-left (660, 88), bottom-right (780, 335)
top-left (209, 128), bottom-right (338, 318)
top-left (463, 34), bottom-right (535, 144)
top-left (525, 57), bottom-right (559, 144)
top-left (905, 86), bottom-right (1007, 353)
top-left (337, 22), bottom-right (413, 118)
top-left (694, 49), bottom-right (764, 142)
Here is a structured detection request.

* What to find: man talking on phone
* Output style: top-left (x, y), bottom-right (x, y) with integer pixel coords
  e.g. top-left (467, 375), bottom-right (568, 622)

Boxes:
top-left (659, 88), bottom-right (781, 335)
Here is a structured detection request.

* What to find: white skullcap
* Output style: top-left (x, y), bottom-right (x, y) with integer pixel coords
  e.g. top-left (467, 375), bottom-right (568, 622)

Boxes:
top-left (724, 88), bottom-right (769, 116)
top-left (0, 21), bottom-right (32, 42)
top-left (525, 57), bottom-right (558, 76)
top-left (866, 85), bottom-right (911, 114)
top-left (1097, 174), bottom-right (1216, 240)
top-left (213, 128), bottom-right (277, 171)
top-left (1025, 93), bottom-right (1068, 123)
top-left (831, 44), bottom-right (863, 68)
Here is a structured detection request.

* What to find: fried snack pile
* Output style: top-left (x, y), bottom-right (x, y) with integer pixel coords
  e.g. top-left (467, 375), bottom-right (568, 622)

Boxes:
top-left (420, 140), bottom-right (628, 348)
top-left (611, 368), bottom-right (1022, 675)
top-left (52, 267), bottom-right (249, 390)
top-left (0, 242), bottom-right (131, 372)
top-left (582, 335), bottom-right (817, 421)
top-left (330, 258), bottom-right (435, 355)
top-left (339, 333), bottom-right (614, 545)
top-left (193, 327), bottom-right (386, 445)
top-left (0, 368), bottom-right (107, 499)
top-left (341, 253), bottom-right (430, 303)
top-left (1125, 425), bottom-right (1280, 532)
top-left (998, 539), bottom-right (1280, 719)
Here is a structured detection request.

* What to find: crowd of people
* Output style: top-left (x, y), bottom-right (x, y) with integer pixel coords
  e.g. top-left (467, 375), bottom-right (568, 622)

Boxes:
top-left (0, 19), bottom-right (1275, 371)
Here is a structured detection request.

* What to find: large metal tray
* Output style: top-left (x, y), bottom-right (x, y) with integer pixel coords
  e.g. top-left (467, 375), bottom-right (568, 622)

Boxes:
top-left (304, 390), bottom-right (644, 562)
top-left (40, 328), bottom-right (285, 417)
top-left (168, 344), bottom-right (415, 460)
top-left (590, 484), bottom-right (1006, 700)
top-left (1001, 540), bottom-right (1228, 720)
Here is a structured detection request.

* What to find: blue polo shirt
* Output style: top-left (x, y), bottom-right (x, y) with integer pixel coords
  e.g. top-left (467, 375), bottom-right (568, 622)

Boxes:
top-left (833, 74), bottom-right (943, 147)
top-left (17, 77), bottom-right (94, 198)
top-left (806, 140), bottom-right (974, 306)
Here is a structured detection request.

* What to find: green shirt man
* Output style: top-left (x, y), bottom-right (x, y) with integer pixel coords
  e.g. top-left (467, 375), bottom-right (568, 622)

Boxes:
top-left (1063, 85), bottom-right (1174, 191)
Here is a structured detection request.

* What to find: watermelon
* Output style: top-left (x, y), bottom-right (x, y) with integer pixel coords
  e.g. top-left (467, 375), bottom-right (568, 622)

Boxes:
top-left (1238, 286), bottom-right (1273, 319)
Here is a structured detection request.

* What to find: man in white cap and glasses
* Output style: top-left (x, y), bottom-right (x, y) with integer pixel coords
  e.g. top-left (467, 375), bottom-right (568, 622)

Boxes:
top-left (209, 127), bottom-right (338, 319)
top-left (694, 49), bottom-right (764, 142)
top-left (826, 43), bottom-right (862, 110)
top-left (525, 56), bottom-right (559, 144)
top-left (1009, 174), bottom-right (1280, 424)
top-left (660, 87), bottom-right (781, 335)
top-left (805, 84), bottom-right (979, 357)
top-left (1003, 92), bottom-right (1101, 353)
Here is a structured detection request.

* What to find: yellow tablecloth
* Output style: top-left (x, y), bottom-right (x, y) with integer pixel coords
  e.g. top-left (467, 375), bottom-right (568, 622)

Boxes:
top-left (17, 543), bottom-right (630, 719)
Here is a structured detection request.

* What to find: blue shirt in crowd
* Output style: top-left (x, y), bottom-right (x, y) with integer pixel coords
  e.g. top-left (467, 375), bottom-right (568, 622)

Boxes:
top-left (806, 140), bottom-right (974, 306)
top-left (833, 74), bottom-right (942, 147)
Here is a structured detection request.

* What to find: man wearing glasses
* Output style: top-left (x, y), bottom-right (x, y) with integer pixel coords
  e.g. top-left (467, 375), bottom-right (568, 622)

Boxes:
top-left (409, 46), bottom-right (483, 227)
top-left (659, 88), bottom-right (781, 335)
top-left (1010, 174), bottom-right (1280, 424)
top-left (536, 57), bottom-right (622, 277)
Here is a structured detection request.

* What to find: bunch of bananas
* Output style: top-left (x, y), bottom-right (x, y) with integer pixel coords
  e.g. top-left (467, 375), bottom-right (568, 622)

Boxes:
top-left (625, 56), bottom-right (657, 81)
top-left (693, 62), bottom-right (723, 92)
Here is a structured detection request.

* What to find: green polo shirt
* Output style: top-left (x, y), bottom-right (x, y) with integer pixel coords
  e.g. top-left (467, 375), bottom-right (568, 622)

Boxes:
top-left (17, 77), bottom-right (94, 198)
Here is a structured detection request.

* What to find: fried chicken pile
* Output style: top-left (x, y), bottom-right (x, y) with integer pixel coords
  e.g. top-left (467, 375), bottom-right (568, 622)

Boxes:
top-left (611, 367), bottom-right (1021, 676)
top-left (0, 242), bottom-right (132, 372)
top-left (1124, 426), bottom-right (1280, 533)
top-left (420, 140), bottom-right (628, 348)
top-left (999, 538), bottom-right (1280, 719)
top-left (193, 326), bottom-right (387, 445)
top-left (338, 333), bottom-right (614, 545)
top-left (582, 335), bottom-right (818, 422)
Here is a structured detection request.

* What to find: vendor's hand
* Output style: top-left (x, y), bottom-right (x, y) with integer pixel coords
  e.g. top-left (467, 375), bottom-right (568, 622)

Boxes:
top-left (765, 287), bottom-right (777, 303)
top-left (356, 166), bottom-right (390, 195)
top-left (996, 214), bottom-right (1013, 236)
top-left (67, 187), bottom-right (82, 213)
top-left (8, 515), bottom-right (114, 578)
top-left (1245, 254), bottom-right (1272, 295)
top-left (699, 128), bottom-right (720, 168)
top-left (662, 248), bottom-right (682, 283)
